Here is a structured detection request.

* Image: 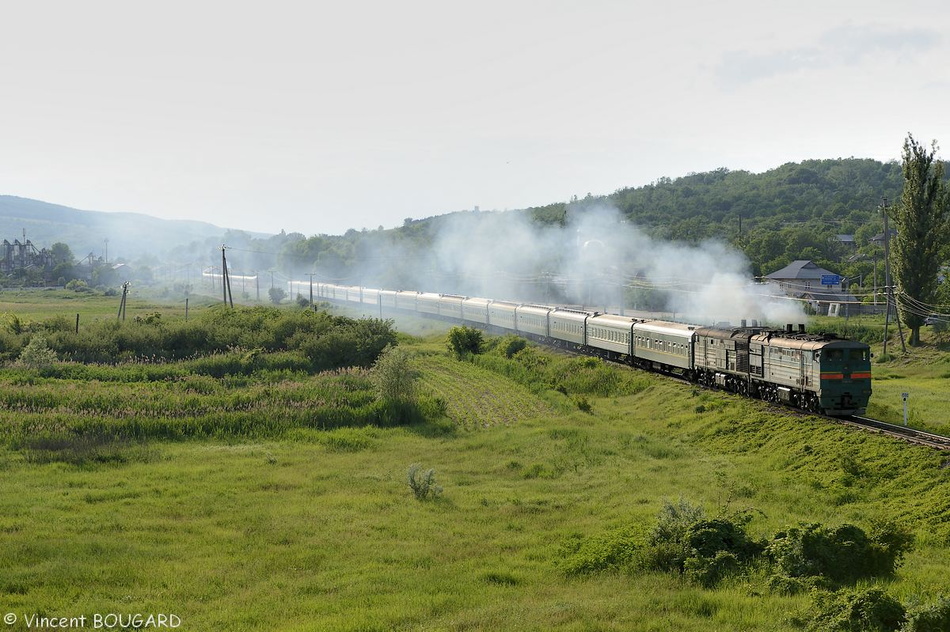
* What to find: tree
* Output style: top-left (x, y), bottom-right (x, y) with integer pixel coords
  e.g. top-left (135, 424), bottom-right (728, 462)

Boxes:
top-left (891, 134), bottom-right (950, 345)
top-left (268, 287), bottom-right (287, 304)
top-left (49, 242), bottom-right (74, 264)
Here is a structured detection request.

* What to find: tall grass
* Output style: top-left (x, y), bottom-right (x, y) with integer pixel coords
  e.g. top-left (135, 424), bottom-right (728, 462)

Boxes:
top-left (0, 360), bottom-right (443, 448)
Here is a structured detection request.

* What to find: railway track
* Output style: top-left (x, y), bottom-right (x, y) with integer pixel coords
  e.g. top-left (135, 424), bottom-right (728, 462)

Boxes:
top-left (326, 295), bottom-right (950, 451)
top-left (836, 415), bottom-right (950, 451)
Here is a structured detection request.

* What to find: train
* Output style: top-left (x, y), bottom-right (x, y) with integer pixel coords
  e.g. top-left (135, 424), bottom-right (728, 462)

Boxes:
top-left (300, 282), bottom-right (872, 417)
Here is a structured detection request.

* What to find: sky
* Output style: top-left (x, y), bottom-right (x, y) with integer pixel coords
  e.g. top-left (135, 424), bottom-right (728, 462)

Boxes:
top-left (2, 0), bottom-right (949, 237)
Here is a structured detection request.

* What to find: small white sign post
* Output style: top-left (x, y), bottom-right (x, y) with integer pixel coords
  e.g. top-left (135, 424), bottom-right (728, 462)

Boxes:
top-left (902, 392), bottom-right (909, 426)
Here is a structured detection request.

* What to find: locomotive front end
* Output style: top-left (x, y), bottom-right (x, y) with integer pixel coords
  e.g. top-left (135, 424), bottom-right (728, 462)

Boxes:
top-left (816, 341), bottom-right (872, 416)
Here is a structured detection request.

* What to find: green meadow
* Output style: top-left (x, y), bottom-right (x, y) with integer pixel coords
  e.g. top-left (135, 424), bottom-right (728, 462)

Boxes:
top-left (1, 291), bottom-right (950, 631)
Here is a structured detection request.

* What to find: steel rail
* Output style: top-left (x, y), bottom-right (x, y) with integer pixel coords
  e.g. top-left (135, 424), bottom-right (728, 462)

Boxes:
top-left (835, 415), bottom-right (950, 451)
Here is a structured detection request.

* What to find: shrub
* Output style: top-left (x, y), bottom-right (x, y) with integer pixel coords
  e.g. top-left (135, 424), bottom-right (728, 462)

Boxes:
top-left (809, 588), bottom-right (906, 632)
top-left (767, 522), bottom-right (914, 587)
top-left (17, 336), bottom-right (58, 369)
top-left (640, 499), bottom-right (761, 586)
top-left (903, 596), bottom-right (950, 632)
top-left (499, 335), bottom-right (527, 358)
top-left (407, 464), bottom-right (442, 500)
top-left (370, 345), bottom-right (416, 404)
top-left (685, 516), bottom-right (762, 563)
top-left (650, 498), bottom-right (706, 551)
top-left (684, 550), bottom-right (740, 588)
top-left (868, 520), bottom-right (916, 575)
top-left (448, 326), bottom-right (484, 358)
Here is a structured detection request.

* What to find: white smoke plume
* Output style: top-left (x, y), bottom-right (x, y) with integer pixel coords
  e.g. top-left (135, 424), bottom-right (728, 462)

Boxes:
top-left (344, 203), bottom-right (806, 327)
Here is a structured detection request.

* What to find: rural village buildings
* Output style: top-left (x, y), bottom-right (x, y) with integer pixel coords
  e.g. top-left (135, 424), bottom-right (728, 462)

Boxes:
top-left (764, 259), bottom-right (864, 316)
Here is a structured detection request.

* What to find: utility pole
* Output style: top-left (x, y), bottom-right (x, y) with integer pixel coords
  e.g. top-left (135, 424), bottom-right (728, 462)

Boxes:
top-left (221, 245), bottom-right (233, 308)
top-left (308, 273), bottom-right (315, 307)
top-left (883, 198), bottom-right (891, 356)
top-left (881, 197), bottom-right (906, 355)
top-left (117, 281), bottom-right (130, 320)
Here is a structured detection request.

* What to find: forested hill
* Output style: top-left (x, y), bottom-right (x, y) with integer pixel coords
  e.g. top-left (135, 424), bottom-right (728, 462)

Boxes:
top-left (531, 159), bottom-right (901, 239)
top-left (523, 158), bottom-right (946, 276)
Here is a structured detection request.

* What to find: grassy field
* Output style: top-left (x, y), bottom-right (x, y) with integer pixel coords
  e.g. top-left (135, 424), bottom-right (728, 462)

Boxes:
top-left (0, 287), bottom-right (211, 320)
top-left (868, 345), bottom-right (950, 433)
top-left (2, 292), bottom-right (950, 630)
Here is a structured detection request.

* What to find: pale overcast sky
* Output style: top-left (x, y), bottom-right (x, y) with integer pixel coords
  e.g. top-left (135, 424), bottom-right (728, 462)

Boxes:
top-left (2, 0), bottom-right (948, 236)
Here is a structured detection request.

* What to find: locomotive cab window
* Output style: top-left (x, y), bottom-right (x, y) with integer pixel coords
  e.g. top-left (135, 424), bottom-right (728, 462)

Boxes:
top-left (826, 349), bottom-right (844, 361)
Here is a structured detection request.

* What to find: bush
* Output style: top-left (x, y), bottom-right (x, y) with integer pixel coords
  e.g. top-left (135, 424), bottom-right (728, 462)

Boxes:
top-left (17, 336), bottom-right (58, 369)
top-left (685, 517), bottom-right (762, 563)
top-left (650, 498), bottom-right (706, 551)
top-left (684, 550), bottom-right (740, 588)
top-left (370, 345), bottom-right (416, 404)
top-left (448, 326), bottom-right (484, 358)
top-left (407, 464), bottom-right (442, 500)
top-left (640, 500), bottom-right (761, 586)
top-left (767, 522), bottom-right (914, 587)
top-left (903, 596), bottom-right (950, 632)
top-left (809, 588), bottom-right (906, 632)
top-left (296, 317), bottom-right (398, 371)
top-left (499, 335), bottom-right (527, 358)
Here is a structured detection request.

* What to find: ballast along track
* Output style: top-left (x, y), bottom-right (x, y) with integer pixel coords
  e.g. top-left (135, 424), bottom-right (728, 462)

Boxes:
top-left (838, 416), bottom-right (950, 451)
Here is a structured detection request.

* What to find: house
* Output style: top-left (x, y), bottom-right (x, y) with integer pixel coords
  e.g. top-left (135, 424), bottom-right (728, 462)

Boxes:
top-left (764, 260), bottom-right (859, 316)
top-left (870, 229), bottom-right (898, 246)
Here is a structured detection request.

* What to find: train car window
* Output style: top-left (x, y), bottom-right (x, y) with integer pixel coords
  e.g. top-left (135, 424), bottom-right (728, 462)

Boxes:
top-left (826, 349), bottom-right (844, 361)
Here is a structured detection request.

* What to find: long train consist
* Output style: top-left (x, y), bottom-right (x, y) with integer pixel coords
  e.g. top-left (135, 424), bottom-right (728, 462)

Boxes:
top-left (302, 283), bottom-right (872, 417)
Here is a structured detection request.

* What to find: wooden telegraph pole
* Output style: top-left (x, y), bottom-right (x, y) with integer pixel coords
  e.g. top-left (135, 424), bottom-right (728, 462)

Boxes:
top-left (117, 281), bottom-right (130, 320)
top-left (221, 245), bottom-right (234, 308)
top-left (881, 197), bottom-right (906, 355)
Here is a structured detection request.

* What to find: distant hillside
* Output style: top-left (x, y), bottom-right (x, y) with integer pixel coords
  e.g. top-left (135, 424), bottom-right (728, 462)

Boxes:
top-left (0, 195), bottom-right (266, 261)
top-left (527, 158), bottom-right (911, 240)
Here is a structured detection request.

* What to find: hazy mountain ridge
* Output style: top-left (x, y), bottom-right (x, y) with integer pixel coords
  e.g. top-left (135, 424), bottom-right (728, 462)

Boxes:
top-left (0, 195), bottom-right (268, 260)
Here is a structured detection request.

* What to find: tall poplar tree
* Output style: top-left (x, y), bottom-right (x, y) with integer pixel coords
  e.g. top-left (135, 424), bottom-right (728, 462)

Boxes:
top-left (891, 134), bottom-right (950, 346)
